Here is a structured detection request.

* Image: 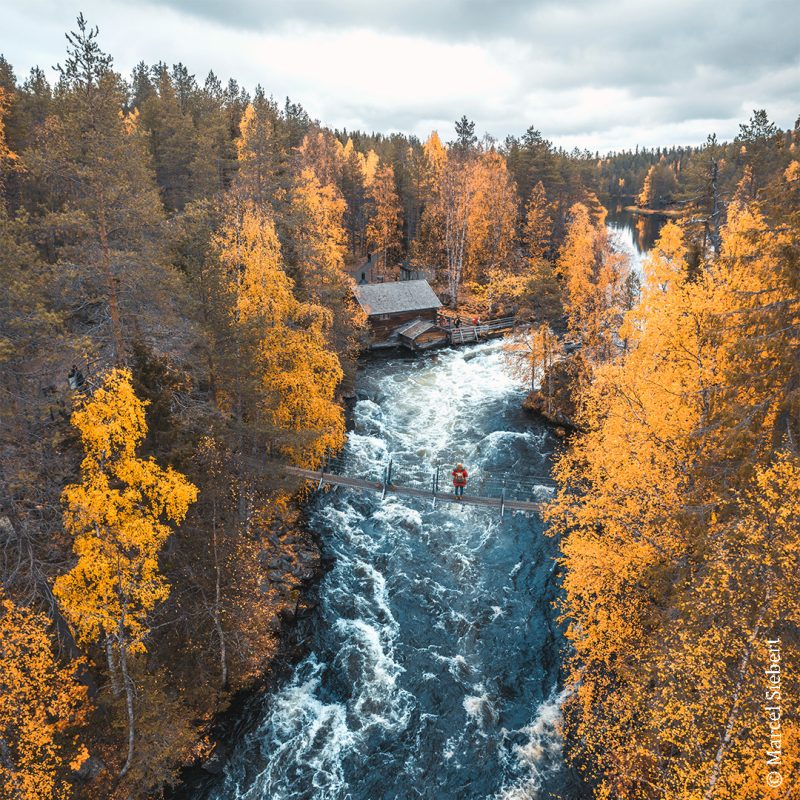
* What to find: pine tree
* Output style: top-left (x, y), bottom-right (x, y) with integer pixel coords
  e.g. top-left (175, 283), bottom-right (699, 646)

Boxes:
top-left (340, 139), bottom-right (369, 253)
top-left (453, 115), bottom-right (477, 153)
top-left (23, 16), bottom-right (164, 361)
top-left (235, 94), bottom-right (285, 207)
top-left (212, 201), bottom-right (346, 467)
top-left (523, 181), bottom-right (553, 262)
top-left (139, 65), bottom-right (196, 210)
top-left (297, 129), bottom-right (345, 187)
top-left (637, 161), bottom-right (677, 208)
top-left (736, 109), bottom-right (785, 190)
top-left (187, 70), bottom-right (237, 199)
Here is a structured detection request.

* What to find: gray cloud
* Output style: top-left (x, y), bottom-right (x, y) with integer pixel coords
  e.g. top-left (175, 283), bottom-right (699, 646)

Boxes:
top-left (147, 0), bottom-right (564, 40)
top-left (3, 0), bottom-right (798, 150)
top-left (147, 0), bottom-right (799, 123)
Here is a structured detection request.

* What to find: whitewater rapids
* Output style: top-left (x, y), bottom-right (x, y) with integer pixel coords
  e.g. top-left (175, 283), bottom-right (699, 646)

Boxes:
top-left (202, 341), bottom-right (585, 800)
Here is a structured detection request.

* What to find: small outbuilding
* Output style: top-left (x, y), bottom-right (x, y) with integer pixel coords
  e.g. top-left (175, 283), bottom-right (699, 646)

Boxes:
top-left (352, 279), bottom-right (443, 343)
top-left (395, 318), bottom-right (449, 351)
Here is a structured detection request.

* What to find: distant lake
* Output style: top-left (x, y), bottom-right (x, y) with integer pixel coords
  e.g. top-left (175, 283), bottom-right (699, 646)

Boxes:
top-left (605, 203), bottom-right (666, 275)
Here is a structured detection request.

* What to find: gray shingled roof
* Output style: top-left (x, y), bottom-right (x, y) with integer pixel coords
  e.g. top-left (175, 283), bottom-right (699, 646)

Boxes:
top-left (352, 279), bottom-right (442, 316)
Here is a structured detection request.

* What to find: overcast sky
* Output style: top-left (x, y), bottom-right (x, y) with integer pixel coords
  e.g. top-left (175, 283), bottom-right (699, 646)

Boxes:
top-left (2, 0), bottom-right (798, 152)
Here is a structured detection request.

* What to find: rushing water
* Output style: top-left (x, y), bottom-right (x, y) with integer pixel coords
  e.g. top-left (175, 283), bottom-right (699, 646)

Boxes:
top-left (200, 342), bottom-right (586, 800)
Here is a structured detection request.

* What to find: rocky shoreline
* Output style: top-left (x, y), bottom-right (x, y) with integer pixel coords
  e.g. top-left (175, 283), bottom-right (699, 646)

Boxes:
top-left (165, 506), bottom-right (333, 799)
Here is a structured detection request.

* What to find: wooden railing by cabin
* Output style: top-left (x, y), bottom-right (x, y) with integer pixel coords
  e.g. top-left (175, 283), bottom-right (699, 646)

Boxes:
top-left (441, 316), bottom-right (518, 345)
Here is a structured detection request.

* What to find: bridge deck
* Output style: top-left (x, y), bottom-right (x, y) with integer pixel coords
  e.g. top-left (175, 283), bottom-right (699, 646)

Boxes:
top-left (285, 466), bottom-right (544, 514)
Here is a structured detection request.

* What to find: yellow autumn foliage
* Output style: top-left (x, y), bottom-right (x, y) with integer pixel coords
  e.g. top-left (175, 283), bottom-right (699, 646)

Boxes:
top-left (365, 163), bottom-right (403, 272)
top-left (0, 86), bottom-right (18, 165)
top-left (548, 206), bottom-right (800, 799)
top-left (54, 369), bottom-right (198, 652)
top-left (0, 591), bottom-right (89, 800)
top-left (213, 202), bottom-right (345, 467)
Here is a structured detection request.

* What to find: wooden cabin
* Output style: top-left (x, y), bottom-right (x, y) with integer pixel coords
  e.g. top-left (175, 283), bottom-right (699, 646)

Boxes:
top-left (398, 259), bottom-right (430, 282)
top-left (352, 279), bottom-right (443, 344)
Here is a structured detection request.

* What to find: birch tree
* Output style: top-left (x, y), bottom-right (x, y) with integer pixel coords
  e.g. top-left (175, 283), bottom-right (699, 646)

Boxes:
top-left (54, 369), bottom-right (197, 779)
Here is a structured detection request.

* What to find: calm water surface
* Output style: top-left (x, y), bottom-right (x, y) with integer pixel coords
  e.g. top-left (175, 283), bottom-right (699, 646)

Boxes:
top-left (605, 203), bottom-right (665, 275)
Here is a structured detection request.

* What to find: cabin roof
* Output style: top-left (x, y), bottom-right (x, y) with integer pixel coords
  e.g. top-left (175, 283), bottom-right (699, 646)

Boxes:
top-left (352, 279), bottom-right (442, 316)
top-left (396, 318), bottom-right (440, 339)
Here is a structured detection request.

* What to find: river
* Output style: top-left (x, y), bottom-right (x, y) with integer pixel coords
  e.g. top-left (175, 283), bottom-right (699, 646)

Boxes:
top-left (192, 213), bottom-right (656, 800)
top-left (197, 342), bottom-right (586, 800)
top-left (605, 203), bottom-right (664, 275)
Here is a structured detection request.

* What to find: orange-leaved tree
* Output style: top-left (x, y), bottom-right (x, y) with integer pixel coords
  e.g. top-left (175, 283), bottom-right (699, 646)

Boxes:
top-left (365, 163), bottom-right (403, 274)
top-left (557, 201), bottom-right (632, 362)
top-left (288, 166), bottom-right (364, 363)
top-left (289, 166), bottom-right (348, 294)
top-left (53, 369), bottom-right (197, 779)
top-left (556, 202), bottom-right (598, 342)
top-left (213, 201), bottom-right (345, 468)
top-left (466, 150), bottom-right (517, 284)
top-left (0, 591), bottom-right (89, 800)
top-left (547, 208), bottom-right (800, 799)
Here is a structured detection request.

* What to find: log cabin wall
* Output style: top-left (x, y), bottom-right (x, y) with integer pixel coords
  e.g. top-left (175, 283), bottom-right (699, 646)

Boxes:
top-left (368, 308), bottom-right (438, 340)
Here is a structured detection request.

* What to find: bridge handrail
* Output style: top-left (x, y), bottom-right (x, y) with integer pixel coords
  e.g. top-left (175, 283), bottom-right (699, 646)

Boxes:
top-left (284, 464), bottom-right (544, 515)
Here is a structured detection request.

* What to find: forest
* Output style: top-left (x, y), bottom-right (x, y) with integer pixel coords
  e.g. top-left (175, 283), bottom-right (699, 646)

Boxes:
top-left (1, 14), bottom-right (798, 800)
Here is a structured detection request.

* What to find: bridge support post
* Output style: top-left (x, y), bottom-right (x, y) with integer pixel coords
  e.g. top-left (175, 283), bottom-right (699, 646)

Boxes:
top-left (317, 448), bottom-right (329, 491)
top-left (382, 458), bottom-right (393, 500)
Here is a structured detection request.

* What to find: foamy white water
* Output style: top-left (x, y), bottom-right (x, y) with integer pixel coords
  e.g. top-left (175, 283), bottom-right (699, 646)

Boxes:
top-left (607, 220), bottom-right (646, 276)
top-left (202, 343), bottom-right (584, 800)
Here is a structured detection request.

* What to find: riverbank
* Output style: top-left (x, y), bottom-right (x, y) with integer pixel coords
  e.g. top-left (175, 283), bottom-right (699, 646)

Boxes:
top-left (166, 501), bottom-right (332, 798)
top-left (623, 204), bottom-right (682, 218)
top-left (522, 389), bottom-right (577, 434)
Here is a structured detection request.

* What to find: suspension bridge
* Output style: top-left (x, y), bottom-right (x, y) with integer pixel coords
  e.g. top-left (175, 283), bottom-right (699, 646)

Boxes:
top-left (285, 453), bottom-right (554, 516)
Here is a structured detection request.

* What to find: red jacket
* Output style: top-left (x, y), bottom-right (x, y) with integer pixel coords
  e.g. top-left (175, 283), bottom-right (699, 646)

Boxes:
top-left (452, 468), bottom-right (468, 487)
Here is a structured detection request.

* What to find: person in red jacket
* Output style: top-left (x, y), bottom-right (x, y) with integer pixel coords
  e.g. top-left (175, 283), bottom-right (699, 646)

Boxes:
top-left (452, 463), bottom-right (468, 498)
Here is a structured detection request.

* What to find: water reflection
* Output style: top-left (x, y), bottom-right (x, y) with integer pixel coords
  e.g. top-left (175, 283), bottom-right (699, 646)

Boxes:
top-left (605, 203), bottom-right (666, 277)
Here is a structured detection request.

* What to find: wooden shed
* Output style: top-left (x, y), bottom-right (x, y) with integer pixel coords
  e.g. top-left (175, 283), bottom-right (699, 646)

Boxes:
top-left (352, 279), bottom-right (443, 343)
top-left (395, 318), bottom-right (449, 351)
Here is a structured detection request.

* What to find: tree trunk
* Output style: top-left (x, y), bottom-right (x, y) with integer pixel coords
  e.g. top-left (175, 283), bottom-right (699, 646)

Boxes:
top-left (106, 636), bottom-right (121, 696)
top-left (95, 186), bottom-right (125, 363)
top-left (703, 593), bottom-right (769, 800)
top-left (233, 207), bottom-right (248, 530)
top-left (117, 634), bottom-right (136, 780)
top-left (211, 497), bottom-right (228, 690)
top-left (710, 159), bottom-right (721, 255)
